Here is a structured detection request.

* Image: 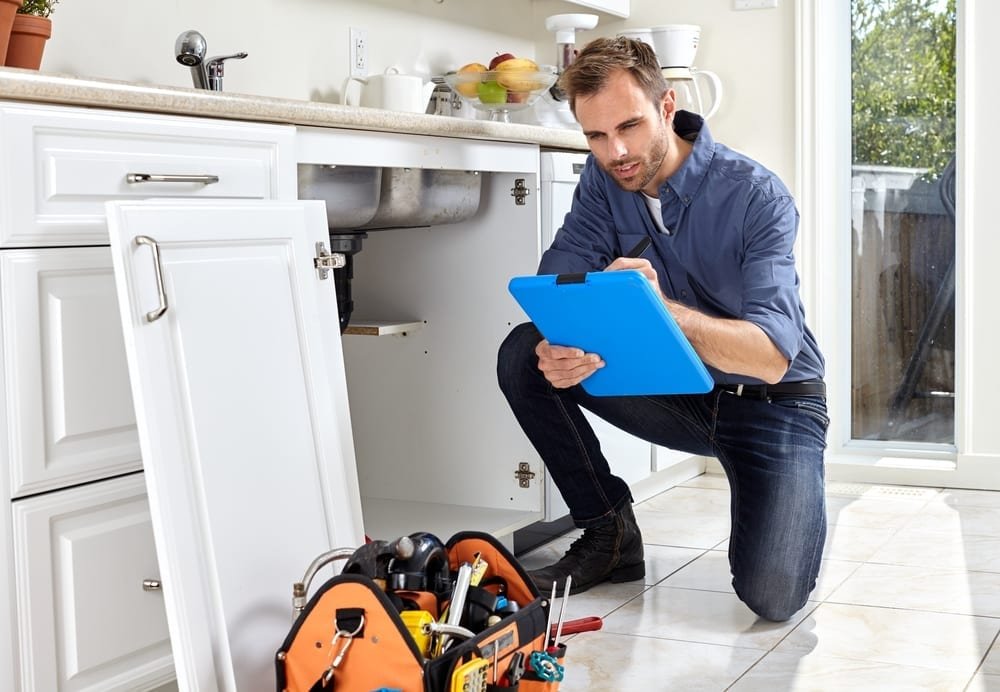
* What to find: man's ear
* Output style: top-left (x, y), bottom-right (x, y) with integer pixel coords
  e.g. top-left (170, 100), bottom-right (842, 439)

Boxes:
top-left (661, 89), bottom-right (677, 121)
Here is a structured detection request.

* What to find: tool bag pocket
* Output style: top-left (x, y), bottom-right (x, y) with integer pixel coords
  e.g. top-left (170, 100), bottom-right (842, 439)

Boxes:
top-left (276, 531), bottom-right (552, 692)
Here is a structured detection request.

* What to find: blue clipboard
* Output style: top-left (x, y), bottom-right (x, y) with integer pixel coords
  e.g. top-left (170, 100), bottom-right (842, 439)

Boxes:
top-left (508, 270), bottom-right (714, 396)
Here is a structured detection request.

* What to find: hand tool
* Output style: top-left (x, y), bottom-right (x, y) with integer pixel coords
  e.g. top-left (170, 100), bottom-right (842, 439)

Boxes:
top-left (399, 610), bottom-right (434, 657)
top-left (543, 581), bottom-right (558, 648)
top-left (550, 615), bottom-right (602, 638)
top-left (437, 562), bottom-right (473, 654)
top-left (449, 657), bottom-right (489, 692)
top-left (549, 574), bottom-right (571, 652)
top-left (498, 651), bottom-right (524, 687)
top-left (529, 651), bottom-right (564, 682)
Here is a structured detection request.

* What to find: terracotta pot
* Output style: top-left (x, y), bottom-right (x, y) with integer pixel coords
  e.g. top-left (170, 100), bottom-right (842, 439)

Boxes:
top-left (0, 0), bottom-right (24, 65)
top-left (4, 13), bottom-right (50, 70)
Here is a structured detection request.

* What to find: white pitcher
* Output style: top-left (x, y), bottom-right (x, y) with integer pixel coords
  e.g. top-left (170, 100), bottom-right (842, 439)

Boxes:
top-left (342, 66), bottom-right (435, 114)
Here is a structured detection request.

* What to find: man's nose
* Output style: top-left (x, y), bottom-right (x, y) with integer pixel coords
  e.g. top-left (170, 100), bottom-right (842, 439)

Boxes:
top-left (608, 134), bottom-right (628, 159)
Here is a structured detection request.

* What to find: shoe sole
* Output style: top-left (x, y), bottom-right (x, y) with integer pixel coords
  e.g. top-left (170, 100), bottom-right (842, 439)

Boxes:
top-left (564, 561), bottom-right (646, 596)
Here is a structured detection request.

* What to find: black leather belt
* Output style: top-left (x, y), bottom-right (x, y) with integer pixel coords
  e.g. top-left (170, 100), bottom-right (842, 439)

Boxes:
top-left (718, 379), bottom-right (826, 400)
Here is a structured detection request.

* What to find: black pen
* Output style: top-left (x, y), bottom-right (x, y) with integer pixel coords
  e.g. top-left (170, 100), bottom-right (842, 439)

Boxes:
top-left (623, 236), bottom-right (651, 259)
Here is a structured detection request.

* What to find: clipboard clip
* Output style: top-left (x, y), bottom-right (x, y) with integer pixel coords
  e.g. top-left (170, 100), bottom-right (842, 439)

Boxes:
top-left (555, 272), bottom-right (587, 285)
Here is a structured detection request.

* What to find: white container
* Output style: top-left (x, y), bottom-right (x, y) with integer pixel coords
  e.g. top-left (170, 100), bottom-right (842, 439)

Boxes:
top-left (342, 66), bottom-right (435, 113)
top-left (617, 27), bottom-right (654, 49)
top-left (650, 24), bottom-right (701, 68)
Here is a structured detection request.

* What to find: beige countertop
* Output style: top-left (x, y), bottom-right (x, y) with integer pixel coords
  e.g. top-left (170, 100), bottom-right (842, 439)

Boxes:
top-left (0, 68), bottom-right (588, 151)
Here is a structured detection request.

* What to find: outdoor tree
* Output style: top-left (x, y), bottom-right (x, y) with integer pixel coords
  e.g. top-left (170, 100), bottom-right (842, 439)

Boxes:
top-left (852, 0), bottom-right (956, 178)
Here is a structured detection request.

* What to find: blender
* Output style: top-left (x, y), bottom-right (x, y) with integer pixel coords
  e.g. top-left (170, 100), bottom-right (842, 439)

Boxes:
top-left (518, 13), bottom-right (599, 129)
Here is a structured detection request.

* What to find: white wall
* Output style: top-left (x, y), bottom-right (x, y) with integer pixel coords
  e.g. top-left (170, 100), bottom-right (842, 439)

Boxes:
top-left (40, 0), bottom-right (795, 187)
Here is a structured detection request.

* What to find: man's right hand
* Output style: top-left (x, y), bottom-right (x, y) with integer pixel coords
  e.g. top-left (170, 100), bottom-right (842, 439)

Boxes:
top-left (535, 339), bottom-right (605, 389)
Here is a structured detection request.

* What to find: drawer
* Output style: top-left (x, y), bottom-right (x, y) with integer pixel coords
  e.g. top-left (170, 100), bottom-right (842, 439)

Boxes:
top-left (0, 102), bottom-right (296, 247)
top-left (11, 473), bottom-right (174, 691)
top-left (1, 247), bottom-right (140, 497)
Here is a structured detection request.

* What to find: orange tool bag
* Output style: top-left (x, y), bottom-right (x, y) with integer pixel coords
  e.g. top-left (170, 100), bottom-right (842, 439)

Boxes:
top-left (275, 531), bottom-right (565, 692)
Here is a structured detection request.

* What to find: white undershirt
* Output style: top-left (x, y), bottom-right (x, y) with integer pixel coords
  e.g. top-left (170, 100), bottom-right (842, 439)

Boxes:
top-left (642, 192), bottom-right (671, 235)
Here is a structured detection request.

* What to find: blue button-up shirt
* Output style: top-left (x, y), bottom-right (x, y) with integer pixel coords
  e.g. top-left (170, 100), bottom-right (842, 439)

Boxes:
top-left (538, 111), bottom-right (824, 385)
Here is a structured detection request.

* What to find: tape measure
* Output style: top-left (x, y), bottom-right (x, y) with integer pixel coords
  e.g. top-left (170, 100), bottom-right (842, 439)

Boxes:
top-left (399, 610), bottom-right (434, 657)
top-left (449, 658), bottom-right (489, 692)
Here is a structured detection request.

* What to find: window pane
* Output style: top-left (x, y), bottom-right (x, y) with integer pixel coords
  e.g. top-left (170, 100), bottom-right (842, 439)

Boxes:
top-left (850, 0), bottom-right (956, 443)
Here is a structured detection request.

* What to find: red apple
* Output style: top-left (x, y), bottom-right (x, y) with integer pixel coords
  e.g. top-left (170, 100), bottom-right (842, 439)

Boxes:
top-left (489, 52), bottom-right (516, 70)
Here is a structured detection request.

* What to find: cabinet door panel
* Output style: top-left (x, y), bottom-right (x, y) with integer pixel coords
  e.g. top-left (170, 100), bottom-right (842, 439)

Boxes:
top-left (11, 473), bottom-right (173, 691)
top-left (107, 199), bottom-right (363, 692)
top-left (1, 248), bottom-right (140, 497)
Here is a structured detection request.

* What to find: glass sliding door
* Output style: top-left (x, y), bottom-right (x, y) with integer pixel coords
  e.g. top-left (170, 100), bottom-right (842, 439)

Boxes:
top-left (849, 0), bottom-right (956, 444)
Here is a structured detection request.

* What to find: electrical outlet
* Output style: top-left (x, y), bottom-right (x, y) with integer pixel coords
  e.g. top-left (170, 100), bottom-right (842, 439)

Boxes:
top-left (350, 27), bottom-right (368, 77)
top-left (734, 0), bottom-right (778, 9)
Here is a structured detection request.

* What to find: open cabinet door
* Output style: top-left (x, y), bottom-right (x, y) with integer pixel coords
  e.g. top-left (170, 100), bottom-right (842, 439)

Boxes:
top-left (106, 199), bottom-right (364, 692)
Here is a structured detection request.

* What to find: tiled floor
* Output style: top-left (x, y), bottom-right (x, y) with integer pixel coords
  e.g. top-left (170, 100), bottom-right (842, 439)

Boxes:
top-left (518, 473), bottom-right (1000, 691)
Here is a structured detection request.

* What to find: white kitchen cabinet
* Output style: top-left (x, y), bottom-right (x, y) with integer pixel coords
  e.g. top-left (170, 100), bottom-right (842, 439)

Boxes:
top-left (547, 0), bottom-right (630, 18)
top-left (0, 101), bottom-right (296, 692)
top-left (10, 473), bottom-right (172, 691)
top-left (106, 199), bottom-right (363, 692)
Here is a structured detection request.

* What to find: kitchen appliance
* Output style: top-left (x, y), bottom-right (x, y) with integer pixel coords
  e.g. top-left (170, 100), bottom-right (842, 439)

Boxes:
top-left (342, 66), bottom-right (436, 113)
top-left (516, 13), bottom-right (599, 129)
top-left (663, 66), bottom-right (723, 119)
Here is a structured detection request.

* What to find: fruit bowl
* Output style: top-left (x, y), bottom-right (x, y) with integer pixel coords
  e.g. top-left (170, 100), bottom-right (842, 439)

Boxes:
top-left (442, 65), bottom-right (558, 123)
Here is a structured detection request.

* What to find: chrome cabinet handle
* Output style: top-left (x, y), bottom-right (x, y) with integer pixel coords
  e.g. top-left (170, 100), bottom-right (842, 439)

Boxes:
top-left (134, 235), bottom-right (169, 322)
top-left (142, 579), bottom-right (162, 591)
top-left (126, 173), bottom-right (220, 185)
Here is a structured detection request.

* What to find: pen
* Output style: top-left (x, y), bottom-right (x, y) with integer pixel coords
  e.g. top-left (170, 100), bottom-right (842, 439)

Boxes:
top-left (623, 237), bottom-right (651, 259)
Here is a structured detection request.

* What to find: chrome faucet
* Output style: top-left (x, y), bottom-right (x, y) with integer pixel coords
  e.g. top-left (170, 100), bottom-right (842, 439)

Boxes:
top-left (174, 30), bottom-right (247, 92)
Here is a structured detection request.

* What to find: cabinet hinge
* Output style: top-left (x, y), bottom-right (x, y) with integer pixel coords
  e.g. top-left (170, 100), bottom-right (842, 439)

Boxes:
top-left (510, 178), bottom-right (530, 206)
top-left (314, 241), bottom-right (346, 280)
top-left (514, 462), bottom-right (536, 488)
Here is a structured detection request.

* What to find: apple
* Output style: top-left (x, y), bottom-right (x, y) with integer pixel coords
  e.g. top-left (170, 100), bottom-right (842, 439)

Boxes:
top-left (477, 80), bottom-right (508, 104)
top-left (507, 91), bottom-right (529, 104)
top-left (455, 62), bottom-right (487, 97)
top-left (488, 52), bottom-right (516, 71)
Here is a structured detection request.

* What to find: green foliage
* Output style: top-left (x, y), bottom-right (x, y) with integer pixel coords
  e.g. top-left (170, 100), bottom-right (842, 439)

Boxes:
top-left (852, 0), bottom-right (956, 179)
top-left (17, 0), bottom-right (59, 17)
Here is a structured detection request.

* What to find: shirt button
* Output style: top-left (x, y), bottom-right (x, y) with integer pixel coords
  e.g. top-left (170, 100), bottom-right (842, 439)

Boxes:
top-left (681, 290), bottom-right (688, 299)
top-left (682, 196), bottom-right (691, 204)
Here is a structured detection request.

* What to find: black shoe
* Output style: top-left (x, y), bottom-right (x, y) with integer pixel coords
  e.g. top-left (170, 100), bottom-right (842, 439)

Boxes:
top-left (529, 503), bottom-right (645, 596)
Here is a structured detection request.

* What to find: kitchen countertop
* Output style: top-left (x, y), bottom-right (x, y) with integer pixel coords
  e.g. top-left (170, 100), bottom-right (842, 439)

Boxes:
top-left (0, 68), bottom-right (588, 151)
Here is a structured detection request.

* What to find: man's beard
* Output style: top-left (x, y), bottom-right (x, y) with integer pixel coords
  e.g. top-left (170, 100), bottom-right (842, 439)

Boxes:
top-left (603, 129), bottom-right (669, 193)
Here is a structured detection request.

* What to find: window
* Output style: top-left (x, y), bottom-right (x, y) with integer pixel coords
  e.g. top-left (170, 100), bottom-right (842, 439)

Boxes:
top-left (849, 0), bottom-right (956, 444)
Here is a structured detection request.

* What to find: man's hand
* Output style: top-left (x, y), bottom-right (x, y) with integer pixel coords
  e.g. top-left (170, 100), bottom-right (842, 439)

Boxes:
top-left (535, 339), bottom-right (605, 389)
top-left (605, 257), bottom-right (667, 302)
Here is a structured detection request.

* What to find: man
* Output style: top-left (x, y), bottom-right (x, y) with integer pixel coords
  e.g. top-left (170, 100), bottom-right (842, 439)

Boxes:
top-left (497, 37), bottom-right (828, 622)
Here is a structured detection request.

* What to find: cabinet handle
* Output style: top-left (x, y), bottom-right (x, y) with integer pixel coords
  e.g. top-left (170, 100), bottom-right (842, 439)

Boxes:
top-left (126, 173), bottom-right (220, 185)
top-left (142, 579), bottom-right (162, 591)
top-left (134, 235), bottom-right (169, 322)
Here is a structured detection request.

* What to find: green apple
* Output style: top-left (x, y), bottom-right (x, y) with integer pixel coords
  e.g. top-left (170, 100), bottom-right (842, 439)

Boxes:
top-left (477, 80), bottom-right (507, 104)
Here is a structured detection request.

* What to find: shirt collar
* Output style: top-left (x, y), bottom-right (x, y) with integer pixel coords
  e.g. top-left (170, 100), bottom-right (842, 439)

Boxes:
top-left (661, 110), bottom-right (715, 207)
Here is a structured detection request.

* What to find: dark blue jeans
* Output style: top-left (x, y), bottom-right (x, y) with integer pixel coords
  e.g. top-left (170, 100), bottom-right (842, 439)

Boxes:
top-left (497, 323), bottom-right (829, 621)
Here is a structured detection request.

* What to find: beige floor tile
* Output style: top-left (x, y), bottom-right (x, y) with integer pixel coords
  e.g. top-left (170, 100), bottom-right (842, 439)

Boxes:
top-left (826, 495), bottom-right (931, 529)
top-left (634, 505), bottom-right (731, 550)
top-left (660, 551), bottom-right (860, 601)
top-left (824, 481), bottom-right (942, 503)
top-left (868, 525), bottom-right (1000, 573)
top-left (901, 502), bottom-right (1000, 537)
top-left (679, 472), bottom-right (730, 490)
top-left (641, 544), bottom-right (705, 585)
top-left (966, 672), bottom-right (1000, 691)
top-left (980, 637), bottom-right (1000, 675)
top-left (558, 630), bottom-right (762, 691)
top-left (828, 562), bottom-right (1000, 617)
top-left (936, 488), bottom-right (1000, 509)
top-left (730, 651), bottom-right (973, 691)
top-left (776, 602), bottom-right (1000, 673)
top-left (602, 586), bottom-right (813, 650)
top-left (822, 523), bottom-right (898, 562)
top-left (638, 485), bottom-right (732, 514)
top-left (559, 581), bottom-right (648, 620)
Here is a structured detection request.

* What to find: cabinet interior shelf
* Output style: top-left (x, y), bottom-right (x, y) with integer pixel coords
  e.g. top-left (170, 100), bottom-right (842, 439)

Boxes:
top-left (344, 319), bottom-right (424, 337)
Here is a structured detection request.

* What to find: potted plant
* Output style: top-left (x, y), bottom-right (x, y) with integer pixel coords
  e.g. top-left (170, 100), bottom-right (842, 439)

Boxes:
top-left (4, 0), bottom-right (57, 70)
top-left (0, 0), bottom-right (23, 66)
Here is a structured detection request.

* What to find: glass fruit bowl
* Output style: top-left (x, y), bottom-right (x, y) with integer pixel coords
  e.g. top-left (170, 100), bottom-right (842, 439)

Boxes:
top-left (442, 66), bottom-right (558, 122)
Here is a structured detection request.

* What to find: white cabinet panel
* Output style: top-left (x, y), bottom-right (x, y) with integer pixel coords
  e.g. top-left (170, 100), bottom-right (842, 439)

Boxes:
top-left (107, 199), bottom-right (363, 692)
top-left (544, 0), bottom-right (630, 18)
top-left (11, 473), bottom-right (173, 691)
top-left (0, 103), bottom-right (296, 247)
top-left (0, 248), bottom-right (140, 498)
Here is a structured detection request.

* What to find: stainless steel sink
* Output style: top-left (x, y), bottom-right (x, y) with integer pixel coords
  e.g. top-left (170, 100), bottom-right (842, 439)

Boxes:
top-left (297, 164), bottom-right (482, 231)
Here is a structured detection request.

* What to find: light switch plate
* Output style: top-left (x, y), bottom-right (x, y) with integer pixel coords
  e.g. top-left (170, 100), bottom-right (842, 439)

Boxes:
top-left (734, 0), bottom-right (778, 9)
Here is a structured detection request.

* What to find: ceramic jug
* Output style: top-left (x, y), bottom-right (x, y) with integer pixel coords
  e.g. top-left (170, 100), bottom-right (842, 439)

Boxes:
top-left (342, 66), bottom-right (436, 113)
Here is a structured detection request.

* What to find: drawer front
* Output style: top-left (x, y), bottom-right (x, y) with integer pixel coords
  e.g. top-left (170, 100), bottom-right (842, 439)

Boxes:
top-left (11, 473), bottom-right (174, 691)
top-left (0, 103), bottom-right (296, 247)
top-left (1, 247), bottom-right (140, 497)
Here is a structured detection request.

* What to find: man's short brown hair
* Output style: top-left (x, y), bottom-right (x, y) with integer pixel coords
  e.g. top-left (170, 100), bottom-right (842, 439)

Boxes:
top-left (559, 37), bottom-right (669, 114)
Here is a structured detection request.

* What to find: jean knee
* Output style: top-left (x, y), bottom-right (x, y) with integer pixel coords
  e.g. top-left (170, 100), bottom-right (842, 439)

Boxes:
top-left (734, 571), bottom-right (814, 622)
top-left (497, 322), bottom-right (542, 394)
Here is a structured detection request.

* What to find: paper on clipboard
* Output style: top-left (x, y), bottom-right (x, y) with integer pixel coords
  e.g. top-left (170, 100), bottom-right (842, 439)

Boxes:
top-left (508, 270), bottom-right (713, 396)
